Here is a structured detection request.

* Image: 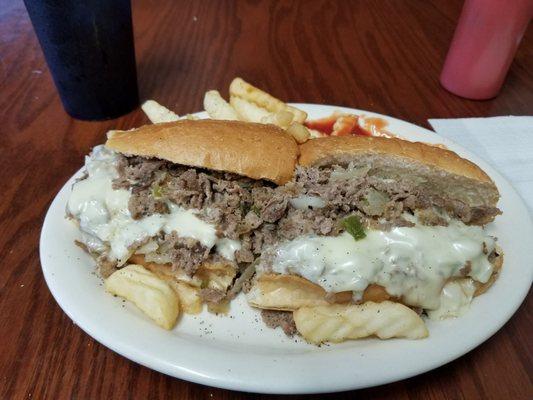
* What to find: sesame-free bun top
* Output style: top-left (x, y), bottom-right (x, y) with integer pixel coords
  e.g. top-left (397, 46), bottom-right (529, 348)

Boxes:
top-left (105, 119), bottom-right (299, 185)
top-left (299, 135), bottom-right (500, 210)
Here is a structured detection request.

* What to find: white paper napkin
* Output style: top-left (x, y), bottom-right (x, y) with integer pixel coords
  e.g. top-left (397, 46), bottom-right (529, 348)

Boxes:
top-left (428, 116), bottom-right (533, 215)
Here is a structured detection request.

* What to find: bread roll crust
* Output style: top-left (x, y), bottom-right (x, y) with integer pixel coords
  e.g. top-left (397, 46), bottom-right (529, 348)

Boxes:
top-left (246, 273), bottom-right (352, 311)
top-left (106, 119), bottom-right (298, 185)
top-left (299, 136), bottom-right (492, 183)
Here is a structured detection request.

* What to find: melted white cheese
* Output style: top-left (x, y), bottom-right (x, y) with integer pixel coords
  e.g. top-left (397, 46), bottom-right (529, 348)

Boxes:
top-left (216, 238), bottom-right (242, 261)
top-left (270, 221), bottom-right (495, 310)
top-left (68, 145), bottom-right (240, 263)
top-left (427, 279), bottom-right (476, 320)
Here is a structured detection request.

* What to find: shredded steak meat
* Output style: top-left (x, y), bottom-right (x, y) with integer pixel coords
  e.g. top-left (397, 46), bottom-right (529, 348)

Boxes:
top-left (156, 233), bottom-right (210, 276)
top-left (98, 155), bottom-right (502, 279)
top-left (128, 191), bottom-right (168, 219)
top-left (199, 288), bottom-right (227, 304)
top-left (295, 165), bottom-right (500, 225)
top-left (261, 310), bottom-right (297, 336)
top-left (113, 156), bottom-right (166, 191)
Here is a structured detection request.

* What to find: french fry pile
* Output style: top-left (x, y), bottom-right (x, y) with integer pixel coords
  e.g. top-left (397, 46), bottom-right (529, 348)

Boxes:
top-left (142, 77), bottom-right (313, 143)
top-left (204, 78), bottom-right (311, 143)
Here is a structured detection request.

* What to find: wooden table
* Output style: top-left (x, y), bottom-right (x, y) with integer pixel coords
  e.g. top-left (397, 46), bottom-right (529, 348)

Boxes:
top-left (1, 0), bottom-right (531, 398)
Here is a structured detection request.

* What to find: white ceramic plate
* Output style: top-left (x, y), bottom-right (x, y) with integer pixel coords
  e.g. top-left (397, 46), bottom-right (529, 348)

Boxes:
top-left (40, 104), bottom-right (533, 394)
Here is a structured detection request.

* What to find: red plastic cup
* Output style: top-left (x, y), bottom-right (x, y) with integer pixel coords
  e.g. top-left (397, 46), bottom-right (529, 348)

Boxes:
top-left (440, 0), bottom-right (532, 100)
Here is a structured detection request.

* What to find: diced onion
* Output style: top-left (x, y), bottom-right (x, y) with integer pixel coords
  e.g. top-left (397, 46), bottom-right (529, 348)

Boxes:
top-left (289, 195), bottom-right (326, 210)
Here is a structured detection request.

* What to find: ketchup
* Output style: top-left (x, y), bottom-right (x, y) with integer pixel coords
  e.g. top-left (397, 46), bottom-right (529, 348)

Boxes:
top-left (350, 124), bottom-right (372, 137)
top-left (305, 113), bottom-right (372, 136)
top-left (304, 116), bottom-right (337, 135)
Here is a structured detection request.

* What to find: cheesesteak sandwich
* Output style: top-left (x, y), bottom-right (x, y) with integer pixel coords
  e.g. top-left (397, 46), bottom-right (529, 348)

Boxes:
top-left (67, 120), bottom-right (502, 343)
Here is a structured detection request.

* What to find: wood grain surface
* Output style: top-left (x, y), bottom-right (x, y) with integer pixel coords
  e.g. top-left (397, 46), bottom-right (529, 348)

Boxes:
top-left (0, 0), bottom-right (532, 398)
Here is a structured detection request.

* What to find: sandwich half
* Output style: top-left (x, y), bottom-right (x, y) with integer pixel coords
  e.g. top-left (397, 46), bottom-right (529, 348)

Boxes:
top-left (246, 136), bottom-right (503, 342)
top-left (67, 119), bottom-right (298, 313)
